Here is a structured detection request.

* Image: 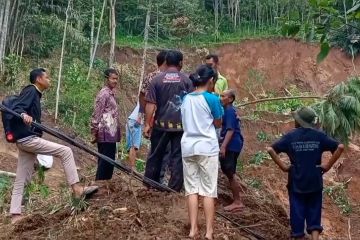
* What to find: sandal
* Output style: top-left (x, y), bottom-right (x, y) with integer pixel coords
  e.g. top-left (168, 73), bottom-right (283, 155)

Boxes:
top-left (78, 185), bottom-right (99, 200)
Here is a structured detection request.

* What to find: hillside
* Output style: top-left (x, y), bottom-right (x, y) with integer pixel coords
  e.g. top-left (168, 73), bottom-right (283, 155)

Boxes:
top-left (0, 39), bottom-right (359, 239)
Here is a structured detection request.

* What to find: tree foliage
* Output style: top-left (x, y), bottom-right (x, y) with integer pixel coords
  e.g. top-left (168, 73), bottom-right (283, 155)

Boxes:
top-left (282, 0), bottom-right (360, 62)
top-left (313, 76), bottom-right (360, 144)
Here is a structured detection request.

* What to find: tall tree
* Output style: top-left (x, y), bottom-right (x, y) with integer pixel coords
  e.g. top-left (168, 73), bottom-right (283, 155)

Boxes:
top-left (138, 0), bottom-right (151, 95)
top-left (55, 0), bottom-right (72, 120)
top-left (214, 0), bottom-right (219, 40)
top-left (90, 0), bottom-right (95, 63)
top-left (87, 0), bottom-right (106, 80)
top-left (109, 0), bottom-right (117, 67)
top-left (0, 0), bottom-right (11, 71)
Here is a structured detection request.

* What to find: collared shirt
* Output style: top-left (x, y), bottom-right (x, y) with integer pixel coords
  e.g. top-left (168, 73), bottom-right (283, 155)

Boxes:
top-left (90, 86), bottom-right (121, 142)
top-left (214, 72), bottom-right (228, 94)
top-left (140, 69), bottom-right (161, 95)
top-left (31, 84), bottom-right (43, 94)
top-left (12, 85), bottom-right (43, 140)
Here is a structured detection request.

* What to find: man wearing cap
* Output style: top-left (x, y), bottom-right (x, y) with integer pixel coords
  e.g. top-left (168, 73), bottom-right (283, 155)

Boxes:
top-left (267, 107), bottom-right (344, 240)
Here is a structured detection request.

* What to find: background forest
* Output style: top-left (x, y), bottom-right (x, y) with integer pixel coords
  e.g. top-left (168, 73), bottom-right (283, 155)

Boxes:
top-left (0, 0), bottom-right (359, 138)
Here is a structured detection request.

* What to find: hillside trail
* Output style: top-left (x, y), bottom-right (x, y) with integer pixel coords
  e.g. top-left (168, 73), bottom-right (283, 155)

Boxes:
top-left (0, 39), bottom-right (358, 239)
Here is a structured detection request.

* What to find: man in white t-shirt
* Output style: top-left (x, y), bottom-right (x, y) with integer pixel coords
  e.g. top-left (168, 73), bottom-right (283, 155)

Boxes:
top-left (126, 101), bottom-right (143, 169)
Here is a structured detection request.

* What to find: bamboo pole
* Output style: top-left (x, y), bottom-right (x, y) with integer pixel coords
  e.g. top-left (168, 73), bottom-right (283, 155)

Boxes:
top-left (236, 96), bottom-right (324, 107)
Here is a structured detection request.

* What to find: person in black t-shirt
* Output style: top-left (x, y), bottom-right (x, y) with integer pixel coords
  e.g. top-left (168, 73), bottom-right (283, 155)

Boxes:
top-left (267, 107), bottom-right (344, 240)
top-left (143, 50), bottom-right (193, 192)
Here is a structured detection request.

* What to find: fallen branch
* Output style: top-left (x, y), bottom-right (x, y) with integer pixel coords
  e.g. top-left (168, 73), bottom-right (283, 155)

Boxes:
top-left (0, 170), bottom-right (16, 177)
top-left (237, 223), bottom-right (264, 230)
top-left (128, 171), bottom-right (141, 217)
top-left (348, 218), bottom-right (352, 240)
top-left (236, 96), bottom-right (324, 107)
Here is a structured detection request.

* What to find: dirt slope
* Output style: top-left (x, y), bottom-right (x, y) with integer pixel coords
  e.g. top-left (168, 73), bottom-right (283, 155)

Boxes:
top-left (218, 39), bottom-right (359, 97)
top-left (0, 39), bottom-right (359, 239)
top-left (216, 39), bottom-right (360, 240)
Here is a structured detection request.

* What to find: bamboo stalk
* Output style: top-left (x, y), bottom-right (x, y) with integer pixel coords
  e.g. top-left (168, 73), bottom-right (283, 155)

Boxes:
top-left (236, 96), bottom-right (324, 107)
top-left (0, 170), bottom-right (16, 178)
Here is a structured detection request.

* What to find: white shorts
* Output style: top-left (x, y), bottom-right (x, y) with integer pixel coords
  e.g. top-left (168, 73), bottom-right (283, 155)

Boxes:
top-left (182, 155), bottom-right (219, 198)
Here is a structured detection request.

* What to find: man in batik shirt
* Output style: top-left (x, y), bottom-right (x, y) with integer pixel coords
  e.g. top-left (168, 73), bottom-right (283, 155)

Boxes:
top-left (91, 68), bottom-right (121, 180)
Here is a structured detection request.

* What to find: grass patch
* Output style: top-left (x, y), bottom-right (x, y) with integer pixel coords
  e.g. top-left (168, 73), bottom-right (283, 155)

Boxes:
top-left (116, 27), bottom-right (280, 49)
top-left (324, 183), bottom-right (352, 215)
top-left (256, 131), bottom-right (271, 142)
top-left (249, 151), bottom-right (271, 166)
top-left (0, 176), bottom-right (12, 211)
top-left (246, 178), bottom-right (263, 189)
top-left (24, 166), bottom-right (51, 209)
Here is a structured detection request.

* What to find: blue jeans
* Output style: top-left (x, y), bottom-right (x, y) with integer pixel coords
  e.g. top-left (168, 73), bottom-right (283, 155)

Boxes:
top-left (289, 190), bottom-right (323, 238)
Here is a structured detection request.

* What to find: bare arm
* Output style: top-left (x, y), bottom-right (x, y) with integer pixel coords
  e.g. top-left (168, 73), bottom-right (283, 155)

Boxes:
top-left (145, 102), bottom-right (156, 127)
top-left (213, 119), bottom-right (222, 128)
top-left (143, 102), bottom-right (156, 138)
top-left (267, 147), bottom-right (290, 172)
top-left (219, 128), bottom-right (232, 157)
top-left (139, 92), bottom-right (146, 114)
top-left (321, 144), bottom-right (345, 173)
top-left (221, 129), bottom-right (234, 149)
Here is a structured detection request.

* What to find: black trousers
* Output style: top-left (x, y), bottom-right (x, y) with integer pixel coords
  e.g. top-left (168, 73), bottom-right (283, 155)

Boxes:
top-left (96, 142), bottom-right (116, 180)
top-left (144, 128), bottom-right (183, 192)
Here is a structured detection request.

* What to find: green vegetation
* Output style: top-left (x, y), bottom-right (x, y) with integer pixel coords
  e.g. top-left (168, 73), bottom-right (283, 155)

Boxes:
top-left (324, 183), bottom-right (352, 215)
top-left (24, 167), bottom-right (51, 204)
top-left (255, 84), bottom-right (318, 114)
top-left (256, 131), bottom-right (271, 142)
top-left (246, 178), bottom-right (263, 189)
top-left (282, 0), bottom-right (360, 61)
top-left (313, 76), bottom-right (360, 144)
top-left (249, 151), bottom-right (271, 166)
top-left (256, 96), bottom-right (306, 114)
top-left (0, 0), bottom-right (357, 140)
top-left (0, 176), bottom-right (11, 212)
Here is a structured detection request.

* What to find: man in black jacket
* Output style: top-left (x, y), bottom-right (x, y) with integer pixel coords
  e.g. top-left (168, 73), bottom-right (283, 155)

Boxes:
top-left (9, 68), bottom-right (98, 224)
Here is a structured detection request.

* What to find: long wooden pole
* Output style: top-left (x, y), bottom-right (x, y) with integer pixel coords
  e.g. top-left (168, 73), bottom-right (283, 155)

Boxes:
top-left (236, 96), bottom-right (324, 107)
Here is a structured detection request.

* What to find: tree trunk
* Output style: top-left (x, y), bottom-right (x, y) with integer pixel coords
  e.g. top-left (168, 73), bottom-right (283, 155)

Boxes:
top-left (20, 27), bottom-right (25, 61)
top-left (156, 3), bottom-right (159, 42)
top-left (109, 0), bottom-right (117, 67)
top-left (0, 0), bottom-right (11, 71)
top-left (87, 0), bottom-right (106, 81)
top-left (90, 0), bottom-right (95, 63)
top-left (138, 0), bottom-right (151, 95)
top-left (0, 1), bottom-right (4, 31)
top-left (55, 0), bottom-right (72, 120)
top-left (214, 0), bottom-right (219, 40)
top-left (10, 0), bottom-right (20, 53)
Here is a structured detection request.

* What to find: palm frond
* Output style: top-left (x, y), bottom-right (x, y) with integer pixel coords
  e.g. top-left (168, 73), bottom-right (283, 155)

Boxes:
top-left (328, 82), bottom-right (348, 100)
top-left (320, 101), bottom-right (338, 135)
top-left (347, 76), bottom-right (360, 98)
top-left (338, 95), bottom-right (360, 115)
top-left (314, 76), bottom-right (360, 145)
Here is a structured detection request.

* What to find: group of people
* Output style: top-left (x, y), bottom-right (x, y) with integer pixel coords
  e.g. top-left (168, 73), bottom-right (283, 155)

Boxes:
top-left (6, 49), bottom-right (345, 240)
top-left (89, 51), bottom-right (245, 239)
